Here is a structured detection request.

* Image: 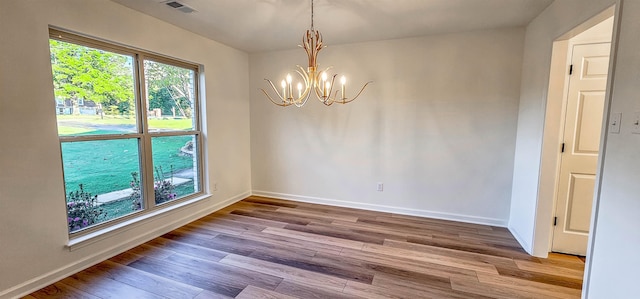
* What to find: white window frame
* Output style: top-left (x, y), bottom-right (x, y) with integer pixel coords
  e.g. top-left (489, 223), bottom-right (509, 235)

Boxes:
top-left (50, 28), bottom-right (205, 239)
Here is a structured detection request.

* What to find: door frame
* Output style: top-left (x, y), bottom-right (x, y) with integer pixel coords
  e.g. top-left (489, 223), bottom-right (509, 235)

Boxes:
top-left (536, 6), bottom-right (617, 258)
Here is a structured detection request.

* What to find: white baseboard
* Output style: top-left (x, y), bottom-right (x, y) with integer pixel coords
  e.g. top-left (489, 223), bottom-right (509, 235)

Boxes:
top-left (1, 190), bottom-right (250, 299)
top-left (508, 225), bottom-right (533, 255)
top-left (251, 190), bottom-right (508, 227)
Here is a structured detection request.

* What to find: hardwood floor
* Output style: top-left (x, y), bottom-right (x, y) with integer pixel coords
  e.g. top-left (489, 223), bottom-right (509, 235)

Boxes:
top-left (25, 196), bottom-right (585, 299)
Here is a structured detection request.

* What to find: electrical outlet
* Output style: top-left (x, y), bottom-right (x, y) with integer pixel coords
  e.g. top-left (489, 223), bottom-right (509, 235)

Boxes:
top-left (213, 182), bottom-right (218, 191)
top-left (377, 182), bottom-right (383, 192)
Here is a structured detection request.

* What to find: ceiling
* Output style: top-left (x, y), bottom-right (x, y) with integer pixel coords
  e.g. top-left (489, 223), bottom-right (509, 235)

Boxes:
top-left (110, 0), bottom-right (554, 53)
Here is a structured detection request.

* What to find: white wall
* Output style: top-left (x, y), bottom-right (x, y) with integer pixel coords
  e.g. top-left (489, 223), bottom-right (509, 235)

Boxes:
top-left (0, 0), bottom-right (251, 297)
top-left (586, 0), bottom-right (640, 296)
top-left (250, 28), bottom-right (524, 226)
top-left (508, 0), bottom-right (615, 256)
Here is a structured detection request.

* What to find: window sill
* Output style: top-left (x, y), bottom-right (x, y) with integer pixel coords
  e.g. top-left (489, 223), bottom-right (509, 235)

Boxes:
top-left (66, 194), bottom-right (211, 251)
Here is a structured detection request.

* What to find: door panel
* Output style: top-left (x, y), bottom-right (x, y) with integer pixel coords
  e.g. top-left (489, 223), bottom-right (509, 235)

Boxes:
top-left (575, 91), bottom-right (605, 154)
top-left (566, 173), bottom-right (595, 233)
top-left (552, 42), bottom-right (610, 255)
top-left (581, 56), bottom-right (609, 79)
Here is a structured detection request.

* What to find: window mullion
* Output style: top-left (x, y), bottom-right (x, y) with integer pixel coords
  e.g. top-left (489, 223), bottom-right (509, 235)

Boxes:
top-left (136, 54), bottom-right (156, 211)
top-left (148, 130), bottom-right (201, 138)
top-left (59, 133), bottom-right (143, 143)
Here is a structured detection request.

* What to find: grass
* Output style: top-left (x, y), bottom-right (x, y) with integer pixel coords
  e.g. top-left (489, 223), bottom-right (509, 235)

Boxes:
top-left (101, 198), bottom-right (137, 221)
top-left (59, 116), bottom-right (199, 229)
top-left (148, 118), bottom-right (194, 130)
top-left (56, 115), bottom-right (193, 136)
top-left (61, 134), bottom-right (196, 196)
top-left (58, 126), bottom-right (93, 135)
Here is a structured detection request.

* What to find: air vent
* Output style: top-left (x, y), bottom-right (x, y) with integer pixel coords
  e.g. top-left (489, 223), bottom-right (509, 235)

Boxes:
top-left (164, 1), bottom-right (195, 13)
top-left (165, 1), bottom-right (183, 8)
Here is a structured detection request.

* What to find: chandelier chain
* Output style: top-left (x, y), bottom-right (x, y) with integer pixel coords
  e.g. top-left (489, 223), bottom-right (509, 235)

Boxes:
top-left (310, 0), bottom-right (314, 30)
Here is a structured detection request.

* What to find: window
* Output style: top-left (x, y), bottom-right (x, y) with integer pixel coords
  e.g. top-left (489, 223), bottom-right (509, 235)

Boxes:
top-left (49, 29), bottom-right (203, 234)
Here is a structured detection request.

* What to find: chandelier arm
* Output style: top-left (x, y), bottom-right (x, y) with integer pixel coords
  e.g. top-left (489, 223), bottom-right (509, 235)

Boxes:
top-left (294, 68), bottom-right (312, 107)
top-left (323, 98), bottom-right (334, 106)
top-left (296, 66), bottom-right (310, 84)
top-left (328, 74), bottom-right (337, 99)
top-left (337, 81), bottom-right (373, 104)
top-left (294, 94), bottom-right (309, 107)
top-left (295, 85), bottom-right (312, 107)
top-left (262, 79), bottom-right (291, 106)
top-left (260, 88), bottom-right (290, 106)
top-left (332, 90), bottom-right (341, 102)
top-left (311, 67), bottom-right (334, 101)
top-left (313, 83), bottom-right (325, 101)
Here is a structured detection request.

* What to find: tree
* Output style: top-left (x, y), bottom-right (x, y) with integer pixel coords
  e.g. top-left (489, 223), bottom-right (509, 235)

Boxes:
top-left (148, 87), bottom-right (174, 116)
top-left (50, 40), bottom-right (135, 115)
top-left (144, 60), bottom-right (194, 118)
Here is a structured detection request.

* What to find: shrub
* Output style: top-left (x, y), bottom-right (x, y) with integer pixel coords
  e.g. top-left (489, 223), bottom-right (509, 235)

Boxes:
top-left (66, 184), bottom-right (108, 232)
top-left (129, 165), bottom-right (177, 208)
top-left (129, 172), bottom-right (143, 211)
top-left (154, 165), bottom-right (177, 204)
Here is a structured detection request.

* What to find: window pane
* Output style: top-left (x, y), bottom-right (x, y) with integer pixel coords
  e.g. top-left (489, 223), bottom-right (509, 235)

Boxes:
top-left (151, 135), bottom-right (200, 204)
top-left (144, 60), bottom-right (196, 132)
top-left (61, 139), bottom-right (143, 232)
top-left (49, 39), bottom-right (137, 136)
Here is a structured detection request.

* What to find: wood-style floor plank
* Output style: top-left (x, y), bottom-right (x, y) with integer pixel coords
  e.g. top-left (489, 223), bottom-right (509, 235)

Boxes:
top-left (475, 272), bottom-right (581, 299)
top-left (274, 280), bottom-right (361, 299)
top-left (220, 254), bottom-right (348, 292)
top-left (26, 196), bottom-right (586, 298)
top-left (235, 285), bottom-right (297, 299)
top-left (81, 260), bottom-right (204, 299)
top-left (262, 226), bottom-right (366, 250)
top-left (29, 282), bottom-right (100, 299)
top-left (126, 256), bottom-right (246, 297)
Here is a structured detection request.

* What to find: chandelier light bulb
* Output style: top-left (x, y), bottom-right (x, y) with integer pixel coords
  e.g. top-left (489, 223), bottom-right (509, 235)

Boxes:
top-left (325, 81), bottom-right (331, 98)
top-left (281, 80), bottom-right (287, 99)
top-left (286, 74), bottom-right (292, 84)
top-left (341, 76), bottom-right (346, 85)
top-left (321, 72), bottom-right (327, 82)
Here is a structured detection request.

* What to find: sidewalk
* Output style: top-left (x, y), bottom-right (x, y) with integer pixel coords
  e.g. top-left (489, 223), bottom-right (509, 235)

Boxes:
top-left (96, 177), bottom-right (191, 204)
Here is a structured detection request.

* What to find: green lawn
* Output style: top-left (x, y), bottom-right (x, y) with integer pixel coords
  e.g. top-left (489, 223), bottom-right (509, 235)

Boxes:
top-left (58, 126), bottom-right (93, 135)
top-left (61, 133), bottom-right (195, 196)
top-left (59, 117), bottom-right (199, 229)
top-left (148, 118), bottom-right (194, 130)
top-left (56, 115), bottom-right (193, 136)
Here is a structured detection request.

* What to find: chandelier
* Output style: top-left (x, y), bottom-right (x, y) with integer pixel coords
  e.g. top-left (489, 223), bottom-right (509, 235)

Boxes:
top-left (261, 0), bottom-right (372, 107)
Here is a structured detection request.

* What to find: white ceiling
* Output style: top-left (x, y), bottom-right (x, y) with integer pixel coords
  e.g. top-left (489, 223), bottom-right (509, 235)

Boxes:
top-left (110, 0), bottom-right (554, 53)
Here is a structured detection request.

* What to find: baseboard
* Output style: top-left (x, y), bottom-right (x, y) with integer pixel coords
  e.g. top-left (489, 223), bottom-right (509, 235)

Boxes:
top-left (508, 225), bottom-right (533, 255)
top-left (1, 190), bottom-right (250, 299)
top-left (251, 190), bottom-right (508, 227)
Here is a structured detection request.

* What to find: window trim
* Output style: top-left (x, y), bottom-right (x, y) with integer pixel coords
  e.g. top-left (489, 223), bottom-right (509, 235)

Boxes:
top-left (49, 28), bottom-right (206, 239)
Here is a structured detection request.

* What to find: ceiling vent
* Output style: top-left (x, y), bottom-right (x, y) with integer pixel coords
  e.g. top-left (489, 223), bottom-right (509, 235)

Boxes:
top-left (164, 1), bottom-right (195, 13)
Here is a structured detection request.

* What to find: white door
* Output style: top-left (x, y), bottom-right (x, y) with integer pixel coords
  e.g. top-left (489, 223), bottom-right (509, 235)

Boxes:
top-left (552, 42), bottom-right (610, 256)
